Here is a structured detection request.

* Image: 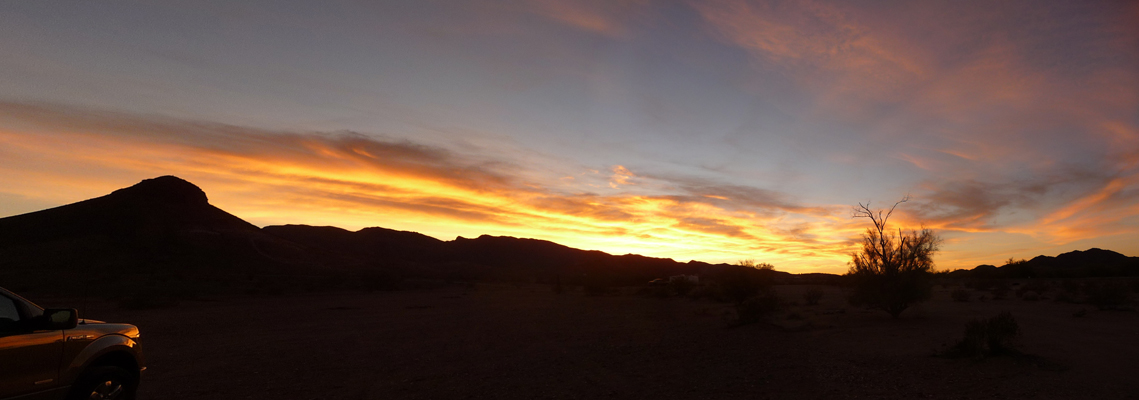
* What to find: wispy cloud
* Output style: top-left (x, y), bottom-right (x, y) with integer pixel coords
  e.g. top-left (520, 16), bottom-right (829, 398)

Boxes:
top-left (527, 0), bottom-right (650, 37)
top-left (693, 0), bottom-right (1139, 261)
top-left (0, 101), bottom-right (863, 271)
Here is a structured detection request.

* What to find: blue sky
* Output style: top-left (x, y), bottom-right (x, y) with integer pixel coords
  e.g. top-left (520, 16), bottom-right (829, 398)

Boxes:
top-left (1, 0), bottom-right (1136, 272)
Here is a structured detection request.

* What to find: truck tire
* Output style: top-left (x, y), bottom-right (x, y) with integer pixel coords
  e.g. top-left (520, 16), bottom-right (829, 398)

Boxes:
top-left (68, 365), bottom-right (138, 400)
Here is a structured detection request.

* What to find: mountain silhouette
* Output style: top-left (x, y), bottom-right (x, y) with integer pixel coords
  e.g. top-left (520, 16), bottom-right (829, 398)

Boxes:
top-left (2, 175), bottom-right (1133, 297)
top-left (0, 176), bottom-right (735, 295)
top-left (0, 176), bottom-right (333, 294)
top-left (950, 248), bottom-right (1139, 279)
top-left (0, 176), bottom-right (257, 244)
top-left (261, 226), bottom-right (715, 284)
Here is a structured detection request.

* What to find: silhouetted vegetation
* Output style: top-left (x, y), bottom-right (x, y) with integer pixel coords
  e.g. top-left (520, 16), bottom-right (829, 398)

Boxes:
top-left (715, 264), bottom-right (773, 304)
top-left (990, 280), bottom-right (1011, 300)
top-left (736, 259), bottom-right (775, 271)
top-left (944, 311), bottom-right (1020, 358)
top-left (710, 263), bottom-right (782, 325)
top-left (1085, 281), bottom-right (1131, 310)
top-left (951, 288), bottom-right (970, 302)
top-left (803, 288), bottom-right (823, 305)
top-left (669, 277), bottom-right (696, 296)
top-left (732, 291), bottom-right (781, 326)
top-left (846, 198), bottom-right (939, 318)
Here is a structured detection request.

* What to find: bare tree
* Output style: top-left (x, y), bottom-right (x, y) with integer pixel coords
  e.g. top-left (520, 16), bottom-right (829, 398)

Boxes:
top-left (847, 197), bottom-right (940, 318)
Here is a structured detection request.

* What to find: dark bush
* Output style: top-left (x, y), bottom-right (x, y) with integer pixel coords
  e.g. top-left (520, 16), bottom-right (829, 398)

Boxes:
top-left (846, 199), bottom-right (939, 318)
top-left (1061, 279), bottom-right (1081, 294)
top-left (715, 266), bottom-right (772, 304)
top-left (1053, 291), bottom-right (1077, 303)
top-left (1016, 280), bottom-right (1051, 298)
top-left (685, 285), bottom-right (716, 300)
top-left (990, 281), bottom-right (1011, 300)
top-left (946, 311), bottom-right (1020, 358)
top-left (1085, 281), bottom-right (1130, 310)
top-left (951, 288), bottom-right (970, 302)
top-left (640, 285), bottom-right (671, 298)
top-left (803, 288), bottom-right (823, 305)
top-left (669, 277), bottom-right (696, 296)
top-left (967, 279), bottom-right (994, 291)
top-left (733, 290), bottom-right (781, 326)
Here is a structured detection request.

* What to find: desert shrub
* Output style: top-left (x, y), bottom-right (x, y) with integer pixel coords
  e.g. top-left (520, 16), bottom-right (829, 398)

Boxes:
top-left (990, 281), bottom-right (1011, 300)
top-left (1085, 281), bottom-right (1131, 310)
top-left (733, 290), bottom-right (781, 326)
top-left (951, 289), bottom-right (970, 302)
top-left (967, 279), bottom-right (993, 291)
top-left (685, 285), bottom-right (715, 300)
top-left (737, 259), bottom-right (775, 270)
top-left (1061, 279), bottom-right (1081, 294)
top-left (640, 285), bottom-right (671, 298)
top-left (803, 288), bottom-right (824, 305)
top-left (1016, 280), bottom-right (1051, 298)
top-left (945, 311), bottom-right (1020, 358)
top-left (1053, 291), bottom-right (1076, 303)
top-left (669, 277), bottom-right (696, 296)
top-left (714, 265), bottom-right (771, 304)
top-left (846, 198), bottom-right (939, 318)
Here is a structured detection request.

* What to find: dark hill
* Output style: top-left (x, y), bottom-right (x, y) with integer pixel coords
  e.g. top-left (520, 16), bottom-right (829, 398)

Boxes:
top-left (20, 175), bottom-right (1137, 297)
top-left (0, 176), bottom-right (335, 295)
top-left (0, 176), bottom-right (257, 244)
top-left (951, 248), bottom-right (1139, 279)
top-left (0, 176), bottom-right (733, 296)
top-left (261, 226), bottom-right (720, 285)
top-left (263, 225), bottom-right (446, 264)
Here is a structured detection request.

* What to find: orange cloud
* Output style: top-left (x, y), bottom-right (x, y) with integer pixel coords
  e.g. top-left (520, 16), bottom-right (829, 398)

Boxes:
top-left (0, 101), bottom-right (864, 272)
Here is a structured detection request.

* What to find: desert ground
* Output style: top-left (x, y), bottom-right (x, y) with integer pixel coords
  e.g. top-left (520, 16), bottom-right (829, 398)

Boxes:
top-left (42, 283), bottom-right (1139, 399)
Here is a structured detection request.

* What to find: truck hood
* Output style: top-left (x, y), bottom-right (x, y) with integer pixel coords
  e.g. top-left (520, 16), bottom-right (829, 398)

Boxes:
top-left (73, 320), bottom-right (141, 339)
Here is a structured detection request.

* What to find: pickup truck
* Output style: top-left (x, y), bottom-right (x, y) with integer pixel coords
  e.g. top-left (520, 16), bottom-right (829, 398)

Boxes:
top-left (0, 287), bottom-right (144, 400)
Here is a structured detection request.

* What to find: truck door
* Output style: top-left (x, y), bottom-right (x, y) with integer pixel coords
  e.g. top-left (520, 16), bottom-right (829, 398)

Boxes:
top-left (0, 294), bottom-right (64, 398)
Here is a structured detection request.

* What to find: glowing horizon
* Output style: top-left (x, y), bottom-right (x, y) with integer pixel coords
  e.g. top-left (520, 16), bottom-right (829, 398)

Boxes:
top-left (1, 1), bottom-right (1136, 273)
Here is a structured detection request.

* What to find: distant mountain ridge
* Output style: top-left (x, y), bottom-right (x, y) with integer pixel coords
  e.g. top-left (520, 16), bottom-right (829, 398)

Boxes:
top-left (949, 248), bottom-right (1139, 279)
top-left (1, 176), bottom-right (1134, 296)
top-left (0, 176), bottom-right (748, 295)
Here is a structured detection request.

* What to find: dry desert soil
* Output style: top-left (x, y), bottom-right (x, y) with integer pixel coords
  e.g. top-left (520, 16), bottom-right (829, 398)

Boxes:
top-left (44, 284), bottom-right (1139, 399)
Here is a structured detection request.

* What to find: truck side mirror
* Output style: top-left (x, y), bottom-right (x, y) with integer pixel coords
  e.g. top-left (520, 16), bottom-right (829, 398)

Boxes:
top-left (42, 308), bottom-right (78, 330)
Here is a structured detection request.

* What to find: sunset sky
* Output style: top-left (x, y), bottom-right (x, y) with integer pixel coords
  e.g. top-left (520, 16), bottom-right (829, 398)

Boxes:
top-left (1, 1), bottom-right (1136, 273)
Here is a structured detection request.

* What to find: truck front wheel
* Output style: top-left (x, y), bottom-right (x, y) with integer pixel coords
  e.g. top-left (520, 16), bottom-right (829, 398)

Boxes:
top-left (68, 365), bottom-right (138, 400)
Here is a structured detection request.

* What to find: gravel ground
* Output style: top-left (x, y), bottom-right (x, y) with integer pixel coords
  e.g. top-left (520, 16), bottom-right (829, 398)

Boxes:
top-left (48, 284), bottom-right (1139, 399)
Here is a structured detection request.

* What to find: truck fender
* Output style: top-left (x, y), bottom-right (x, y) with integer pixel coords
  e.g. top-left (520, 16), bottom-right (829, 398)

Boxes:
top-left (61, 335), bottom-right (141, 383)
